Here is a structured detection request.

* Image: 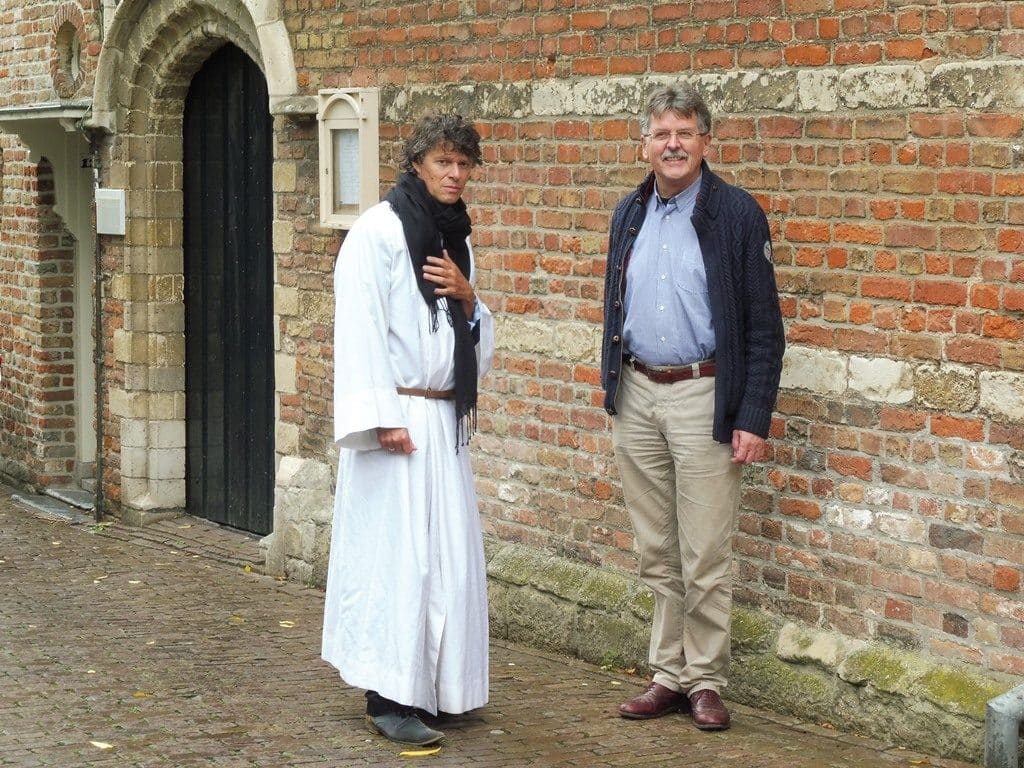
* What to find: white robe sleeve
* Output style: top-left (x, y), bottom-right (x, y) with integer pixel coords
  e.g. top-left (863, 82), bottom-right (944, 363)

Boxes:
top-left (332, 204), bottom-right (406, 451)
top-left (475, 298), bottom-right (495, 379)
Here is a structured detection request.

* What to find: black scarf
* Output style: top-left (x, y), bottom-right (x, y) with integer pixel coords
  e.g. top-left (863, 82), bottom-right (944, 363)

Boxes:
top-left (385, 171), bottom-right (477, 444)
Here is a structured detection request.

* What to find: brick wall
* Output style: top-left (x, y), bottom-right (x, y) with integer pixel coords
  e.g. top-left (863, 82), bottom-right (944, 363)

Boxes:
top-left (0, 150), bottom-right (78, 485)
top-left (0, 0), bottom-right (100, 487)
top-left (277, 0), bottom-right (1024, 681)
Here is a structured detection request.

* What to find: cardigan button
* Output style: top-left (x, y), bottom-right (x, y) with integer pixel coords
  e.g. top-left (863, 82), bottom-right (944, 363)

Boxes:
top-left (612, 335), bottom-right (620, 343)
top-left (609, 370), bottom-right (617, 377)
top-left (614, 300), bottom-right (621, 308)
top-left (628, 227), bottom-right (637, 235)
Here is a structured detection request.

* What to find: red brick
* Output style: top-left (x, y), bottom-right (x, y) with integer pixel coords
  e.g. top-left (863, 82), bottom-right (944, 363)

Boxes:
top-left (983, 315), bottom-right (1023, 339)
top-left (779, 498), bottom-right (822, 520)
top-left (993, 566), bottom-right (1021, 593)
top-left (828, 453), bottom-right (873, 480)
top-left (996, 173), bottom-right (1024, 196)
top-left (945, 338), bottom-right (1002, 366)
top-left (784, 43), bottom-right (829, 64)
top-left (861, 275), bottom-right (911, 300)
top-left (914, 280), bottom-right (968, 306)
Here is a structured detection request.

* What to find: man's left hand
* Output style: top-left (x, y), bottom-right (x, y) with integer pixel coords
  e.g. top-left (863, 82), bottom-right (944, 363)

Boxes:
top-left (731, 430), bottom-right (766, 464)
top-left (423, 249), bottom-right (476, 316)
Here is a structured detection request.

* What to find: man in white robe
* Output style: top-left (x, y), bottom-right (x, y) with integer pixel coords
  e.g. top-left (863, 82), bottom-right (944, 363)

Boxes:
top-left (321, 114), bottom-right (494, 747)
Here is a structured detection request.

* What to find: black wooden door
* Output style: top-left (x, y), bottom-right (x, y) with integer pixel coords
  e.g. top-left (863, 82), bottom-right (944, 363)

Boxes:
top-left (183, 44), bottom-right (273, 535)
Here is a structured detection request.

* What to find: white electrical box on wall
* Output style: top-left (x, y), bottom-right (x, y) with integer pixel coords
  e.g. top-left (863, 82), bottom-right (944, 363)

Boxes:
top-left (95, 188), bottom-right (126, 235)
top-left (317, 88), bottom-right (380, 230)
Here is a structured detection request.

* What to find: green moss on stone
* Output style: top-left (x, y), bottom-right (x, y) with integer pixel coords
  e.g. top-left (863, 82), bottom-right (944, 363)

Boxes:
top-left (578, 569), bottom-right (632, 610)
top-left (731, 654), bottom-right (832, 713)
top-left (573, 612), bottom-right (646, 670)
top-left (625, 587), bottom-right (654, 622)
top-left (487, 544), bottom-right (545, 587)
top-left (918, 666), bottom-right (1010, 721)
top-left (482, 536), bottom-right (502, 563)
top-left (532, 558), bottom-right (589, 601)
top-left (731, 608), bottom-right (776, 652)
top-left (840, 647), bottom-right (917, 693)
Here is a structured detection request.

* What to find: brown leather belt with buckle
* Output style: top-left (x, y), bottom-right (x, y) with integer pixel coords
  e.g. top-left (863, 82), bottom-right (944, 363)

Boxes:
top-left (626, 356), bottom-right (716, 384)
top-left (396, 387), bottom-right (456, 400)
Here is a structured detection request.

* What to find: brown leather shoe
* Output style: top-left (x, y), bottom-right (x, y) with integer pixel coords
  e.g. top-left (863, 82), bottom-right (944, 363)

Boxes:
top-left (689, 689), bottom-right (731, 730)
top-left (618, 681), bottom-right (686, 719)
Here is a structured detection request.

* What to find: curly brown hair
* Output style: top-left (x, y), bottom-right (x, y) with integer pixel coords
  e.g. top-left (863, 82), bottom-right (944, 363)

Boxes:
top-left (400, 113), bottom-right (483, 172)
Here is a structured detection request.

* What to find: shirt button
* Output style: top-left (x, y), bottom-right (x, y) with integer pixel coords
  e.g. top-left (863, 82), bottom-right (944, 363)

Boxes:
top-left (659, 306), bottom-right (664, 311)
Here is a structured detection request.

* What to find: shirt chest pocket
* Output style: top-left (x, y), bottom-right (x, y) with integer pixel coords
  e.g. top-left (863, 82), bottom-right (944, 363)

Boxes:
top-left (671, 249), bottom-right (710, 298)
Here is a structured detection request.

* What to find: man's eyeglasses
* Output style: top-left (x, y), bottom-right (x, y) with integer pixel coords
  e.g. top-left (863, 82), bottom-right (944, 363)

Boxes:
top-left (645, 129), bottom-right (708, 143)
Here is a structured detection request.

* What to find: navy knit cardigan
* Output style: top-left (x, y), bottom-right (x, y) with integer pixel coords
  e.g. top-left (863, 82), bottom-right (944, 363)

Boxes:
top-left (600, 163), bottom-right (786, 443)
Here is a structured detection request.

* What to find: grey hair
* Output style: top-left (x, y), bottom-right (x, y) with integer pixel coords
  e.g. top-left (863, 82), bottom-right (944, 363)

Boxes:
top-left (640, 82), bottom-right (712, 136)
top-left (400, 113), bottom-right (483, 172)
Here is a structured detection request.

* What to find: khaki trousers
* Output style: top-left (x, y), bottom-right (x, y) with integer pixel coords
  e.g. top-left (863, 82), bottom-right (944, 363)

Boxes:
top-left (612, 366), bottom-right (741, 695)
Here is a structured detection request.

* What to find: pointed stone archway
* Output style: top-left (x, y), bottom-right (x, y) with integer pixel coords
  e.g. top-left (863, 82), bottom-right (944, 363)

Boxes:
top-left (85, 0), bottom-right (312, 523)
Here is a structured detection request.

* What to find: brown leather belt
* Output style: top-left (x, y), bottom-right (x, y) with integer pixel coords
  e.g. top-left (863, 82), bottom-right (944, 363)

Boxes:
top-left (396, 387), bottom-right (455, 400)
top-left (626, 356), bottom-right (716, 384)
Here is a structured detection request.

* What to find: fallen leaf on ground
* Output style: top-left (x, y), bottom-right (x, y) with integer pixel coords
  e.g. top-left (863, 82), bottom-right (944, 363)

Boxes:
top-left (132, 691), bottom-right (152, 698)
top-left (399, 747), bottom-right (441, 758)
top-left (278, 621), bottom-right (295, 628)
top-left (89, 741), bottom-right (113, 750)
top-left (228, 615), bottom-right (246, 625)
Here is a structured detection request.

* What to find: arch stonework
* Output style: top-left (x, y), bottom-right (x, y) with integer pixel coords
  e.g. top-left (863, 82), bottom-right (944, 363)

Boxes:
top-left (87, 0), bottom-right (303, 520)
top-left (89, 0), bottom-right (308, 134)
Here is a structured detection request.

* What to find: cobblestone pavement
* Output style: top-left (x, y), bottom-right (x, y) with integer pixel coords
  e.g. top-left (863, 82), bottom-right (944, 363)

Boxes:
top-left (0, 486), bottom-right (979, 768)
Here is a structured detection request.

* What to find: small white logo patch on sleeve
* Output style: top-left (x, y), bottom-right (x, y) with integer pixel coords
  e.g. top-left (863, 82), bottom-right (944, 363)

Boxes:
top-left (763, 240), bottom-right (773, 262)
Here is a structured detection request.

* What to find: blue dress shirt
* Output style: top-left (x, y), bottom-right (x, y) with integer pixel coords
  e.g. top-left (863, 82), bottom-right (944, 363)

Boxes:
top-left (622, 175), bottom-right (715, 366)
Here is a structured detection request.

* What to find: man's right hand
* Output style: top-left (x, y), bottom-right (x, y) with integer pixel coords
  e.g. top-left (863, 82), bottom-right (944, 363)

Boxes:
top-left (377, 427), bottom-right (416, 454)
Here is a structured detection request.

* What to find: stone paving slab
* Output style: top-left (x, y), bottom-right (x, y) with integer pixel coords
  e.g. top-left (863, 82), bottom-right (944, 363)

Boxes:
top-left (0, 486), bottom-right (980, 768)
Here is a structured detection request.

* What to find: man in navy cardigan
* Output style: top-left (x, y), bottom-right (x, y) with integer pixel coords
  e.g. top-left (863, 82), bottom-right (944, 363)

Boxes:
top-left (601, 82), bottom-right (785, 731)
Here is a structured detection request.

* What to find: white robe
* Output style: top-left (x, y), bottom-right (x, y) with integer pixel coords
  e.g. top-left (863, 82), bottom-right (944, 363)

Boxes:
top-left (321, 201), bottom-right (494, 715)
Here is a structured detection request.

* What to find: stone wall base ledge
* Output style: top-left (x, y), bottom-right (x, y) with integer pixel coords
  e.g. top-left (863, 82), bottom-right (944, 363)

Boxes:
top-left (484, 538), bottom-right (1012, 765)
top-left (119, 507), bottom-right (182, 527)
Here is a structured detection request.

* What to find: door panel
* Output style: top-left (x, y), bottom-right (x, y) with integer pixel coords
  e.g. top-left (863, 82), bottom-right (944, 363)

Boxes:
top-left (183, 44), bottom-right (273, 535)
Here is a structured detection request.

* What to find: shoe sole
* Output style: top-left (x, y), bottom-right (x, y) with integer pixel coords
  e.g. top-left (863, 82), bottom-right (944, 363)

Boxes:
top-left (364, 714), bottom-right (445, 746)
top-left (694, 721), bottom-right (731, 731)
top-left (618, 704), bottom-right (683, 720)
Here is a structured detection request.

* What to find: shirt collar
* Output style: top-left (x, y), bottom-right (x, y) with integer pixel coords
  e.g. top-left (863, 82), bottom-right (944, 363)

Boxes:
top-left (652, 173), bottom-right (702, 213)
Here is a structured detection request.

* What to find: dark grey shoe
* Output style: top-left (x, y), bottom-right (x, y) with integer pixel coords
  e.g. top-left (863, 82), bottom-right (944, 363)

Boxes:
top-left (365, 711), bottom-right (445, 746)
